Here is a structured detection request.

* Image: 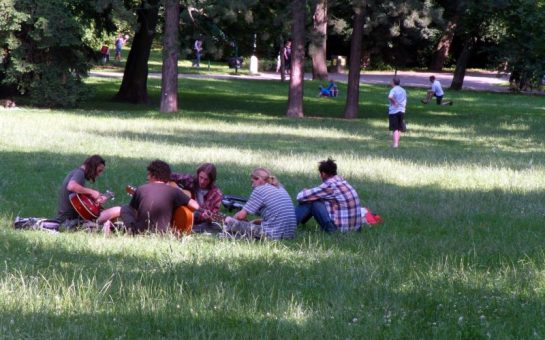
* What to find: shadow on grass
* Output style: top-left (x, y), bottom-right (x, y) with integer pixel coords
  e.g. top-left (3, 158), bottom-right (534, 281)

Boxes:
top-left (70, 78), bottom-right (545, 157)
top-left (2, 214), bottom-right (545, 338)
top-left (2, 149), bottom-right (544, 259)
top-left (77, 118), bottom-right (545, 172)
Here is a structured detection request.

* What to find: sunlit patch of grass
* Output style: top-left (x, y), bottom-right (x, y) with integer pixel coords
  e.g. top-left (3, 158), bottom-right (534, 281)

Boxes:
top-left (1, 76), bottom-right (545, 338)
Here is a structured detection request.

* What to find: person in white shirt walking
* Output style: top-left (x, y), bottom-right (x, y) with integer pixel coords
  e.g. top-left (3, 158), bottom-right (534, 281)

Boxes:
top-left (421, 75), bottom-right (453, 105)
top-left (388, 77), bottom-right (407, 148)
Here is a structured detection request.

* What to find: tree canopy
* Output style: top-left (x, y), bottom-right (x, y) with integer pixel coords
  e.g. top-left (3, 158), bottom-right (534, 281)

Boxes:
top-left (1, 0), bottom-right (544, 108)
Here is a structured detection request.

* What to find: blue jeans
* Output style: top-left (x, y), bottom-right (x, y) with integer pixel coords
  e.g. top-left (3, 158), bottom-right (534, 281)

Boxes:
top-left (295, 201), bottom-right (337, 233)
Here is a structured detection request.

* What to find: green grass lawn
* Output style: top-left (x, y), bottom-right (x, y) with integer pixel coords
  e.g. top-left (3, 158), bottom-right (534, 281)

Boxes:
top-left (1, 76), bottom-right (544, 338)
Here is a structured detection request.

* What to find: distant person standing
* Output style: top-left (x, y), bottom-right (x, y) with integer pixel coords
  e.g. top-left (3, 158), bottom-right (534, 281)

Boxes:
top-left (283, 40), bottom-right (292, 75)
top-left (114, 34), bottom-right (128, 62)
top-left (421, 75), bottom-right (453, 105)
top-left (100, 43), bottom-right (110, 64)
top-left (193, 39), bottom-right (203, 67)
top-left (388, 77), bottom-right (407, 148)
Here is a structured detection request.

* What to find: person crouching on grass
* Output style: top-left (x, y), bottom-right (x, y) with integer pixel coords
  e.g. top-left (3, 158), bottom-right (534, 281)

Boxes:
top-left (421, 75), bottom-right (453, 106)
top-left (223, 168), bottom-right (296, 240)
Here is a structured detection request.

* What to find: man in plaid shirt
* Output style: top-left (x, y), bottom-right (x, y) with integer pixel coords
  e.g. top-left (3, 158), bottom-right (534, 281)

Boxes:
top-left (296, 158), bottom-right (362, 232)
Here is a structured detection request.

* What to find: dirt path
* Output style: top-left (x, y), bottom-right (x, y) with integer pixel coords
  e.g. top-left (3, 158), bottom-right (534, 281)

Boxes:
top-left (90, 69), bottom-right (511, 92)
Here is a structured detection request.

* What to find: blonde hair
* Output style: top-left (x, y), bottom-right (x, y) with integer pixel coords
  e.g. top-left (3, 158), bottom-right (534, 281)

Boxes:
top-left (252, 167), bottom-right (281, 188)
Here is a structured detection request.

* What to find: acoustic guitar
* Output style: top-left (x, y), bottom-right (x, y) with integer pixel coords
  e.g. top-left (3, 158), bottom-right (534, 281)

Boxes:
top-left (126, 184), bottom-right (194, 236)
top-left (69, 190), bottom-right (115, 220)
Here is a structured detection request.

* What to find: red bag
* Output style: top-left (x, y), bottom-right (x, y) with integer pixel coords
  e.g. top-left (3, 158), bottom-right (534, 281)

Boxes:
top-left (361, 207), bottom-right (384, 225)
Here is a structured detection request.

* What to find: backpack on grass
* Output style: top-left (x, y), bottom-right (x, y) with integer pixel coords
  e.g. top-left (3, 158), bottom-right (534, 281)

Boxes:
top-left (361, 207), bottom-right (384, 226)
top-left (13, 217), bottom-right (60, 233)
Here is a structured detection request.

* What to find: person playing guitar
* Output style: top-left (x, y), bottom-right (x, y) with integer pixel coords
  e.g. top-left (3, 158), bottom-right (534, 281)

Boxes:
top-left (56, 155), bottom-right (108, 226)
top-left (171, 163), bottom-right (223, 233)
top-left (98, 159), bottom-right (199, 235)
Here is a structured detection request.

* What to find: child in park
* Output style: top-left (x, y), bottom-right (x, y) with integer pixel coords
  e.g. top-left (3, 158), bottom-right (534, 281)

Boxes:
top-left (421, 75), bottom-right (453, 105)
top-left (100, 43), bottom-right (110, 64)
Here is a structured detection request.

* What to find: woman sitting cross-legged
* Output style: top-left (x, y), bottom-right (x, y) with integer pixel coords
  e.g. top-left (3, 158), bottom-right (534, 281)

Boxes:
top-left (223, 168), bottom-right (296, 240)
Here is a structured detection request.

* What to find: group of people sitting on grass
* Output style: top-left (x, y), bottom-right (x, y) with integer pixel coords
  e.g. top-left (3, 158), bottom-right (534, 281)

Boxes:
top-left (52, 155), bottom-right (364, 240)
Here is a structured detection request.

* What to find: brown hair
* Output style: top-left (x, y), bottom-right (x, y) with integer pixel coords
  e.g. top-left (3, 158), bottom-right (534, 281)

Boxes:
top-left (82, 155), bottom-right (105, 182)
top-left (252, 167), bottom-right (281, 188)
top-left (147, 159), bottom-right (172, 182)
top-left (318, 157), bottom-right (337, 176)
top-left (196, 163), bottom-right (217, 189)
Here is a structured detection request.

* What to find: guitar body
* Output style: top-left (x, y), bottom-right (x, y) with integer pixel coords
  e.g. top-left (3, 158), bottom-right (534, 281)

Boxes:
top-left (172, 206), bottom-right (194, 235)
top-left (69, 193), bottom-right (101, 220)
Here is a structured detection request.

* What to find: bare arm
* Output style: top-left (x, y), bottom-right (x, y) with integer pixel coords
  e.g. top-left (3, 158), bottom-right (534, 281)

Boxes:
top-left (388, 95), bottom-right (397, 106)
top-left (187, 198), bottom-right (200, 211)
top-left (234, 209), bottom-right (248, 221)
top-left (66, 179), bottom-right (101, 201)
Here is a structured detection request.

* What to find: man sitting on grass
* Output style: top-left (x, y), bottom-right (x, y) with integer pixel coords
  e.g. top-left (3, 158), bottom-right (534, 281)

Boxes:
top-left (98, 159), bottom-right (199, 234)
top-left (421, 75), bottom-right (453, 106)
top-left (295, 158), bottom-right (362, 233)
top-left (57, 154), bottom-right (108, 227)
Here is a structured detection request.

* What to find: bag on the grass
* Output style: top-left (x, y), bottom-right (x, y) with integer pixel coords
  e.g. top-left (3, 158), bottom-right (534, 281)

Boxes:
top-left (13, 217), bottom-right (60, 233)
top-left (361, 207), bottom-right (384, 226)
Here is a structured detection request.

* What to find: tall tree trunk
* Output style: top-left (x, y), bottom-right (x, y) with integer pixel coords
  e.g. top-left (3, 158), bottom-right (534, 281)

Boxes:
top-left (160, 0), bottom-right (180, 113)
top-left (114, 0), bottom-right (160, 104)
top-left (286, 0), bottom-right (305, 118)
top-left (429, 16), bottom-right (458, 71)
top-left (450, 37), bottom-right (474, 90)
top-left (310, 0), bottom-right (328, 80)
top-left (343, 5), bottom-right (365, 119)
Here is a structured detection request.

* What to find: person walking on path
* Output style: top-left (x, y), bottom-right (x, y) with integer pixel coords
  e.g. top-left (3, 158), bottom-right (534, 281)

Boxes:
top-left (100, 43), bottom-right (110, 64)
top-left (388, 77), bottom-right (407, 148)
top-left (193, 39), bottom-right (203, 67)
top-left (283, 40), bottom-right (292, 75)
top-left (421, 75), bottom-right (453, 105)
top-left (114, 34), bottom-right (129, 62)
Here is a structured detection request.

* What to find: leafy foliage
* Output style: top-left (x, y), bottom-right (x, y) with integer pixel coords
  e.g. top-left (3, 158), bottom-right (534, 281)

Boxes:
top-left (493, 0), bottom-right (545, 90)
top-left (0, 0), bottom-right (127, 106)
top-left (329, 0), bottom-right (442, 68)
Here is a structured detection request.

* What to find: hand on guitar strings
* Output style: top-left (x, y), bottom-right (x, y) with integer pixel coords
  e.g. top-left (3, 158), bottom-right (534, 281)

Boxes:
top-left (96, 193), bottom-right (109, 205)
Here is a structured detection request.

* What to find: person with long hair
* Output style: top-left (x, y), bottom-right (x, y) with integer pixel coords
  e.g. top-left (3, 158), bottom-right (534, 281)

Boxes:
top-left (171, 163), bottom-right (223, 233)
top-left (223, 167), bottom-right (296, 240)
top-left (56, 154), bottom-right (107, 223)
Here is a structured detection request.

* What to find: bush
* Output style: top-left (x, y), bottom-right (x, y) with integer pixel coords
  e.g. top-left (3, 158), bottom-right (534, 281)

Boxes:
top-left (0, 0), bottom-right (112, 107)
top-left (29, 68), bottom-right (90, 107)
